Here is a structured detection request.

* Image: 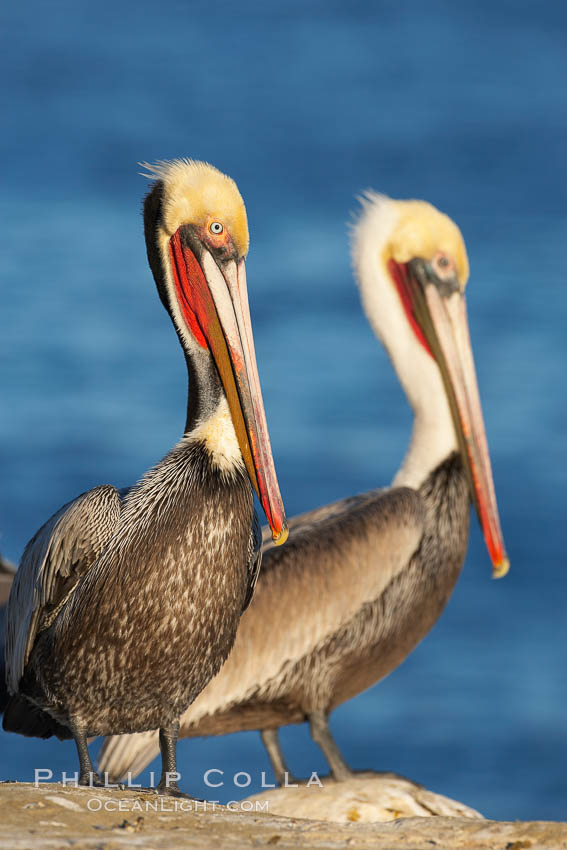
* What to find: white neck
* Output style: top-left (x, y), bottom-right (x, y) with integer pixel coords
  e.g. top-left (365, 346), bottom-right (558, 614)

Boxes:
top-left (352, 195), bottom-right (458, 490)
top-left (392, 383), bottom-right (457, 490)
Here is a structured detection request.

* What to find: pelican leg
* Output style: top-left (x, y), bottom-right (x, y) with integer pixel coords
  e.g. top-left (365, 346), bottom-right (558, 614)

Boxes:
top-left (156, 719), bottom-right (188, 797)
top-left (260, 728), bottom-right (295, 786)
top-left (309, 710), bottom-right (352, 781)
top-left (69, 720), bottom-right (103, 787)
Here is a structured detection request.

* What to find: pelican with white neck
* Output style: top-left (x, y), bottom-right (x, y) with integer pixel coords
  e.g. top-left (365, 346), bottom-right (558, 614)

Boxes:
top-left (99, 192), bottom-right (508, 786)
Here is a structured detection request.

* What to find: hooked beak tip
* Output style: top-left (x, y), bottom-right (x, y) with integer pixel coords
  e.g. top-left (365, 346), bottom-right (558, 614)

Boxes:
top-left (492, 557), bottom-right (510, 579)
top-left (272, 522), bottom-right (289, 546)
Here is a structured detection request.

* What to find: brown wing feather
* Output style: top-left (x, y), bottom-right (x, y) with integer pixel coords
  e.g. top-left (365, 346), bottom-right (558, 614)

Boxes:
top-left (98, 485), bottom-right (424, 779)
top-left (260, 490), bottom-right (382, 553)
top-left (4, 486), bottom-right (122, 694)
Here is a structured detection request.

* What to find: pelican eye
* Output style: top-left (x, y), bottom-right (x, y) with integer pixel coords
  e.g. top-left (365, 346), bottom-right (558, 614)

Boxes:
top-left (209, 221), bottom-right (224, 235)
top-left (432, 252), bottom-right (455, 280)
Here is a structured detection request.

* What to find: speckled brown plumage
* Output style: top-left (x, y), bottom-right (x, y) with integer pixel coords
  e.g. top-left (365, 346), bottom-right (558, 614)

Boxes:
top-left (2, 161), bottom-right (280, 792)
top-left (99, 453), bottom-right (470, 779)
top-left (187, 453), bottom-right (468, 729)
top-left (11, 444), bottom-right (252, 738)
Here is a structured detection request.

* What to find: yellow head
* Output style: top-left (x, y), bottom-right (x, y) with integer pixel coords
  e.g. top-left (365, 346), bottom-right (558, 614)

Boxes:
top-left (140, 158), bottom-right (249, 258)
top-left (352, 191), bottom-right (508, 578)
top-left (139, 157), bottom-right (287, 546)
top-left (384, 199), bottom-right (469, 289)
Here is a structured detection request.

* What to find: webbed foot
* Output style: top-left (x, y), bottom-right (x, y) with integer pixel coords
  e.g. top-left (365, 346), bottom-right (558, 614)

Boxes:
top-left (154, 781), bottom-right (192, 799)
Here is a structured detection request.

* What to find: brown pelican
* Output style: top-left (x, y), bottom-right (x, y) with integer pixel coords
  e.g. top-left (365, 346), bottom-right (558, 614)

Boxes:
top-left (2, 159), bottom-right (287, 793)
top-left (99, 193), bottom-right (508, 785)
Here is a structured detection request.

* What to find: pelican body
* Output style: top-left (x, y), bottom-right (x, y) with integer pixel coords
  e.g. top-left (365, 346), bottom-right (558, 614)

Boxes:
top-left (99, 194), bottom-right (508, 785)
top-left (2, 160), bottom-right (287, 792)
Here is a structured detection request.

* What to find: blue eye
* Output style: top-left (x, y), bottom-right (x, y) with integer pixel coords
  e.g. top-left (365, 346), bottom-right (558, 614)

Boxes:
top-left (210, 221), bottom-right (223, 235)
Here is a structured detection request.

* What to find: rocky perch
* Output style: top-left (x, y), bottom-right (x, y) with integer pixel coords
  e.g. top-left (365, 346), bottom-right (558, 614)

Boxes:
top-left (0, 776), bottom-right (565, 850)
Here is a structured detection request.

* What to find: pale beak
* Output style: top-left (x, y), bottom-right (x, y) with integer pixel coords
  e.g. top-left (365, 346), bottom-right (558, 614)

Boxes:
top-left (400, 259), bottom-right (509, 578)
top-left (169, 231), bottom-right (288, 545)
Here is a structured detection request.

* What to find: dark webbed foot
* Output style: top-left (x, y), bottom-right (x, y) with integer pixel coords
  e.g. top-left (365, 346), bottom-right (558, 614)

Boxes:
top-left (155, 719), bottom-right (196, 798)
top-left (70, 719), bottom-right (104, 787)
top-left (78, 771), bottom-right (105, 787)
top-left (154, 780), bottom-right (192, 799)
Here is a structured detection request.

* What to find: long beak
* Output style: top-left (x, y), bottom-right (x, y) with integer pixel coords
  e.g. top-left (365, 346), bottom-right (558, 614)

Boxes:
top-left (169, 231), bottom-right (288, 545)
top-left (400, 261), bottom-right (509, 578)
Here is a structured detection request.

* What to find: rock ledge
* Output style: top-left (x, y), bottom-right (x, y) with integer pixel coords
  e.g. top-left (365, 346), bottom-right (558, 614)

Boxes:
top-left (1, 781), bottom-right (565, 850)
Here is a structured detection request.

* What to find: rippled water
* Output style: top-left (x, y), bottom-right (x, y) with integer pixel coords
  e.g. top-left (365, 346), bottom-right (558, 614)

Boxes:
top-left (1, 0), bottom-right (566, 821)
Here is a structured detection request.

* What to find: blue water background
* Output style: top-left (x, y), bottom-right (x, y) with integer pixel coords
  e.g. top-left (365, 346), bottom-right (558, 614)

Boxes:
top-left (1, 0), bottom-right (566, 821)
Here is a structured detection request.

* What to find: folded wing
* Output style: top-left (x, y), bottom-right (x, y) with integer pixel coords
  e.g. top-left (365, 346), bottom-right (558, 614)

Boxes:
top-left (5, 485), bottom-right (123, 695)
top-left (99, 486), bottom-right (424, 779)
